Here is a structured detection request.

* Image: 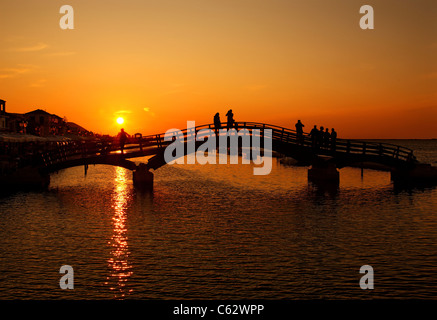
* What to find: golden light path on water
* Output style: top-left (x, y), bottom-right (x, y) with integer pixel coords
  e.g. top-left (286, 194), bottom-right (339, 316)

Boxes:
top-left (105, 166), bottom-right (133, 298)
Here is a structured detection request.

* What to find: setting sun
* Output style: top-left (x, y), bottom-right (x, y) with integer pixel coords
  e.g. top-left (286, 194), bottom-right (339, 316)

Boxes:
top-left (116, 117), bottom-right (124, 125)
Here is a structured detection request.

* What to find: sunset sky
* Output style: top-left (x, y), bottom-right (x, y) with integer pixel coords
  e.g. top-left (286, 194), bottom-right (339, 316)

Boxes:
top-left (0, 0), bottom-right (436, 138)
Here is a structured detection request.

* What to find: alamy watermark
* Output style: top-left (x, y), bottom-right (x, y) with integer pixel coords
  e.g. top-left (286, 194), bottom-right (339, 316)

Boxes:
top-left (163, 121), bottom-right (272, 175)
top-left (359, 265), bottom-right (374, 290)
top-left (59, 5), bottom-right (74, 30)
top-left (59, 265), bottom-right (74, 289)
top-left (59, 4), bottom-right (374, 30)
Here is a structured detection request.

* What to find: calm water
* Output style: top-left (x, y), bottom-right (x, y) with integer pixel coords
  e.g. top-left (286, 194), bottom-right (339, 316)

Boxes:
top-left (0, 140), bottom-right (436, 299)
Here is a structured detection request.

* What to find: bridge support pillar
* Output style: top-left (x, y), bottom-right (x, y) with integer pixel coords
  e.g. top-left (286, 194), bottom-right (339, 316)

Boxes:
top-left (308, 162), bottom-right (339, 184)
top-left (133, 163), bottom-right (153, 190)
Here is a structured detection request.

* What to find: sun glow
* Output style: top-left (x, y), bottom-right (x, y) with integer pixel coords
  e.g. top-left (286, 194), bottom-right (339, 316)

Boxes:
top-left (116, 117), bottom-right (124, 125)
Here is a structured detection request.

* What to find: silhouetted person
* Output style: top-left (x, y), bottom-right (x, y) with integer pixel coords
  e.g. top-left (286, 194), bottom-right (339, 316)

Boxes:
top-left (318, 126), bottom-right (325, 148)
top-left (295, 120), bottom-right (304, 144)
top-left (309, 125), bottom-right (319, 149)
top-left (117, 128), bottom-right (128, 154)
top-left (324, 128), bottom-right (331, 148)
top-left (214, 112), bottom-right (222, 134)
top-left (226, 109), bottom-right (235, 130)
top-left (331, 128), bottom-right (337, 150)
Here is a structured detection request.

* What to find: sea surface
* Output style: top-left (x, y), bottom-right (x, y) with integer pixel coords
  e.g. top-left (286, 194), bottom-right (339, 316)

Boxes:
top-left (0, 140), bottom-right (436, 299)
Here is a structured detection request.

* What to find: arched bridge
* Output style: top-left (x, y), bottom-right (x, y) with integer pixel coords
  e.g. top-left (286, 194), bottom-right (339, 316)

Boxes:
top-left (38, 121), bottom-right (431, 187)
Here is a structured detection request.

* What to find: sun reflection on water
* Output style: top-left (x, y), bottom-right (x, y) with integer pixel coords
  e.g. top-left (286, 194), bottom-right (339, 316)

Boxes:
top-left (106, 166), bottom-right (133, 299)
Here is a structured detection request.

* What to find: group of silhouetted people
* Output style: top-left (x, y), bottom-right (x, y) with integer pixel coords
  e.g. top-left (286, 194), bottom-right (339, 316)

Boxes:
top-left (115, 113), bottom-right (341, 154)
top-left (295, 120), bottom-right (337, 150)
top-left (214, 109), bottom-right (235, 133)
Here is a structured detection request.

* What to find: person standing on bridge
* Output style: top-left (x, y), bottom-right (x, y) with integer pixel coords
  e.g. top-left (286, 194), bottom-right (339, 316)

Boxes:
top-left (295, 120), bottom-right (304, 144)
top-left (309, 125), bottom-right (319, 150)
top-left (214, 112), bottom-right (222, 135)
top-left (330, 128), bottom-right (337, 150)
top-left (324, 128), bottom-right (331, 148)
top-left (226, 109), bottom-right (235, 130)
top-left (117, 128), bottom-right (129, 154)
top-left (318, 126), bottom-right (325, 148)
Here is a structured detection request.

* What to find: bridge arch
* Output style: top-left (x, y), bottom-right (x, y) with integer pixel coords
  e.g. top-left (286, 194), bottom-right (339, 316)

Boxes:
top-left (43, 155), bottom-right (138, 174)
top-left (39, 121), bottom-right (426, 186)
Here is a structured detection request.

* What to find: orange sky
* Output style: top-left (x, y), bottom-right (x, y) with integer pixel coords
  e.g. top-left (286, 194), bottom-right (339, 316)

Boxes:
top-left (0, 0), bottom-right (436, 138)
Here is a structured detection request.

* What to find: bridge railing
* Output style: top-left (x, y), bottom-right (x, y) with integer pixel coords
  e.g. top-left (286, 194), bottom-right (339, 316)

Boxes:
top-left (222, 122), bottom-right (415, 163)
top-left (135, 121), bottom-right (415, 163)
top-left (40, 122), bottom-right (416, 169)
top-left (334, 140), bottom-right (414, 162)
top-left (40, 139), bottom-right (117, 168)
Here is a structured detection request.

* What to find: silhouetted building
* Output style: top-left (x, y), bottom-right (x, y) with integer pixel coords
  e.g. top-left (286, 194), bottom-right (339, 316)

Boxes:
top-left (0, 99), bottom-right (91, 136)
top-left (50, 114), bottom-right (66, 135)
top-left (0, 100), bottom-right (7, 131)
top-left (24, 109), bottom-right (52, 135)
top-left (7, 113), bottom-right (27, 133)
top-left (66, 122), bottom-right (89, 136)
top-left (24, 109), bottom-right (67, 136)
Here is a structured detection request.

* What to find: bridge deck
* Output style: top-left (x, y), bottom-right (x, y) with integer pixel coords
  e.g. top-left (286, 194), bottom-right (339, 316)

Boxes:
top-left (39, 122), bottom-right (418, 173)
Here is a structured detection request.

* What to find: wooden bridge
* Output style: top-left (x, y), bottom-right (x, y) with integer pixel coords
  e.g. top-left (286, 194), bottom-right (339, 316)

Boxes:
top-left (37, 121), bottom-right (434, 188)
